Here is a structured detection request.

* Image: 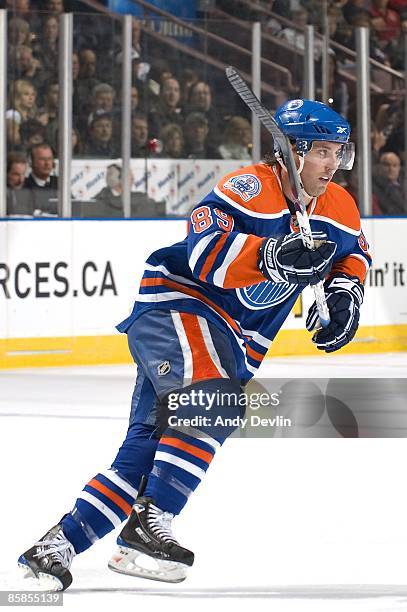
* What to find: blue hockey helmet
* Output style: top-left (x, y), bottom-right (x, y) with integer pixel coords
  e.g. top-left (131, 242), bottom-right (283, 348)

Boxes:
top-left (274, 99), bottom-right (354, 170)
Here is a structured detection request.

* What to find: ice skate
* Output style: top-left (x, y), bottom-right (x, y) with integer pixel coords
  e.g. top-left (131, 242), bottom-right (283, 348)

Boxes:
top-left (18, 523), bottom-right (76, 591)
top-left (108, 496), bottom-right (194, 583)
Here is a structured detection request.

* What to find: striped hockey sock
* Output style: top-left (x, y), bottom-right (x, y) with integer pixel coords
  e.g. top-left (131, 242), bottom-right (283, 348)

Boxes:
top-left (62, 469), bottom-right (138, 553)
top-left (144, 426), bottom-right (220, 515)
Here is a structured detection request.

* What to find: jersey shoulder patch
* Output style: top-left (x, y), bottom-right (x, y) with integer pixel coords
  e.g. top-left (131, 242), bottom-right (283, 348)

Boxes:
top-left (215, 163), bottom-right (288, 215)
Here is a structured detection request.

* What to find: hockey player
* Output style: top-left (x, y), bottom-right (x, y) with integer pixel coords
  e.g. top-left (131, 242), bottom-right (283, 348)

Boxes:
top-left (19, 99), bottom-right (371, 590)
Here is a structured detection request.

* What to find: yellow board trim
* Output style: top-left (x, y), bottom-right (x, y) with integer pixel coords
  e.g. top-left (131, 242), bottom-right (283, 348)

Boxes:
top-left (1, 325), bottom-right (407, 369)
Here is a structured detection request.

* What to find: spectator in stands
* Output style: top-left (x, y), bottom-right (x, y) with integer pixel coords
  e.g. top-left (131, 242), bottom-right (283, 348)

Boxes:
top-left (77, 48), bottom-right (100, 103)
top-left (147, 59), bottom-right (173, 100)
top-left (6, 0), bottom-right (35, 23)
top-left (373, 152), bottom-right (405, 215)
top-left (6, 79), bottom-right (39, 147)
top-left (342, 0), bottom-right (368, 21)
top-left (369, 0), bottom-right (401, 47)
top-left (377, 99), bottom-right (405, 162)
top-left (20, 119), bottom-right (46, 150)
top-left (10, 45), bottom-right (48, 92)
top-left (92, 164), bottom-right (165, 218)
top-left (371, 121), bottom-right (387, 165)
top-left (131, 86), bottom-right (140, 112)
top-left (37, 81), bottom-right (59, 148)
top-left (33, 15), bottom-right (59, 78)
top-left (278, 7), bottom-right (324, 60)
top-left (39, 81), bottom-right (59, 126)
top-left (24, 143), bottom-right (58, 216)
top-left (131, 112), bottom-right (150, 158)
top-left (83, 113), bottom-right (118, 158)
top-left (187, 80), bottom-right (221, 147)
top-left (149, 77), bottom-right (183, 138)
top-left (90, 83), bottom-right (116, 116)
top-left (218, 116), bottom-right (252, 160)
top-left (345, 163), bottom-right (383, 215)
top-left (180, 68), bottom-right (199, 106)
top-left (52, 126), bottom-right (84, 157)
top-left (6, 152), bottom-right (33, 216)
top-left (184, 112), bottom-right (221, 159)
top-left (160, 123), bottom-right (185, 159)
top-left (45, 0), bottom-right (65, 16)
top-left (7, 17), bottom-right (32, 48)
top-left (72, 51), bottom-right (81, 116)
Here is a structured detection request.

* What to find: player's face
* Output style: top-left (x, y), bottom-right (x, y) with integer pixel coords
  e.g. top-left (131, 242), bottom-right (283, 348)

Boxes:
top-left (300, 141), bottom-right (343, 197)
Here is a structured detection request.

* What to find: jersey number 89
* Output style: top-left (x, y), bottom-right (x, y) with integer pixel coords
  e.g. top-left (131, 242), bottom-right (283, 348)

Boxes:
top-left (191, 206), bottom-right (233, 233)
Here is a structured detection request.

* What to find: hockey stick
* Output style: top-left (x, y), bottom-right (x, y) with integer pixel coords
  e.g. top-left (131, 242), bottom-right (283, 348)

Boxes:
top-left (225, 66), bottom-right (330, 327)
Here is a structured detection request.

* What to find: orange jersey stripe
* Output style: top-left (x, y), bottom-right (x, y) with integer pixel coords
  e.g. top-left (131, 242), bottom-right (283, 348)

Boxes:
top-left (199, 232), bottom-right (229, 282)
top-left (179, 313), bottom-right (222, 381)
top-left (88, 478), bottom-right (132, 516)
top-left (245, 343), bottom-right (264, 363)
top-left (140, 277), bottom-right (241, 335)
top-left (224, 234), bottom-right (266, 288)
top-left (331, 255), bottom-right (367, 283)
top-left (160, 436), bottom-right (214, 464)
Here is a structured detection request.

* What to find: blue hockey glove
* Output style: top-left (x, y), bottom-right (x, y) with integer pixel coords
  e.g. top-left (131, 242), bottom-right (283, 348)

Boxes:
top-left (259, 231), bottom-right (336, 286)
top-left (306, 273), bottom-right (364, 353)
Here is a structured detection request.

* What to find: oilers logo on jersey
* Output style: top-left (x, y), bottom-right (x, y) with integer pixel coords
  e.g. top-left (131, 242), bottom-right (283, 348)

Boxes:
top-left (236, 281), bottom-right (297, 310)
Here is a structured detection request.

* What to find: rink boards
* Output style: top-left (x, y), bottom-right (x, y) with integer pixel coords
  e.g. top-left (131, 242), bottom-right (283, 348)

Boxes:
top-left (0, 217), bottom-right (406, 368)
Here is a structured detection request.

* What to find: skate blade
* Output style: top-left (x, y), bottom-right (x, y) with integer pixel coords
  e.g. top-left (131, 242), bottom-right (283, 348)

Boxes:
top-left (108, 546), bottom-right (188, 584)
top-left (18, 562), bottom-right (64, 591)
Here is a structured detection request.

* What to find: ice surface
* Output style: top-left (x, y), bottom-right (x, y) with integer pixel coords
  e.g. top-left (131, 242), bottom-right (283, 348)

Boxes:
top-left (1, 353), bottom-right (407, 611)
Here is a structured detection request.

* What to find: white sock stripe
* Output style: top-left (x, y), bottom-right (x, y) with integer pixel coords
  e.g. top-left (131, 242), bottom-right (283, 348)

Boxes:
top-left (100, 469), bottom-right (138, 499)
top-left (197, 316), bottom-right (229, 378)
top-left (155, 451), bottom-right (207, 480)
top-left (171, 311), bottom-right (193, 386)
top-left (79, 491), bottom-right (123, 527)
top-left (170, 424), bottom-right (221, 451)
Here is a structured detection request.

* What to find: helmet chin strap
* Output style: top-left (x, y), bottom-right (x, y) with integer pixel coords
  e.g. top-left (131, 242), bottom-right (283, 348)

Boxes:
top-left (276, 152), bottom-right (314, 202)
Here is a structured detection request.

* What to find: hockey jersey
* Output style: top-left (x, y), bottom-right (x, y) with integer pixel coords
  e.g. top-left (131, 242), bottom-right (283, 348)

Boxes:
top-left (117, 163), bottom-right (372, 383)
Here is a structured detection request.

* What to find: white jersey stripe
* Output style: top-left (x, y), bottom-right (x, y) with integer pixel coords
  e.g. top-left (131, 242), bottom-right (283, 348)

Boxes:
top-left (100, 469), bottom-right (138, 499)
top-left (155, 451), bottom-right (207, 480)
top-left (214, 185), bottom-right (291, 219)
top-left (311, 214), bottom-right (360, 236)
top-left (240, 327), bottom-right (273, 349)
top-left (144, 263), bottom-right (200, 286)
top-left (197, 316), bottom-right (229, 378)
top-left (189, 231), bottom-right (222, 272)
top-left (213, 233), bottom-right (248, 288)
top-left (79, 491), bottom-right (122, 527)
top-left (347, 253), bottom-right (370, 271)
top-left (171, 311), bottom-right (193, 386)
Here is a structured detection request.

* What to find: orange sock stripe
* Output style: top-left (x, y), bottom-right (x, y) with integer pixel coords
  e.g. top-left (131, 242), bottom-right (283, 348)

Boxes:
top-left (88, 478), bottom-right (132, 516)
top-left (179, 312), bottom-right (222, 381)
top-left (160, 436), bottom-right (214, 464)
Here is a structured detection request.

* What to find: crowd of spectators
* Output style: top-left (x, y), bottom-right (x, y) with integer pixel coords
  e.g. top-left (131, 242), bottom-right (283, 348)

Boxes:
top-left (4, 0), bottom-right (406, 216)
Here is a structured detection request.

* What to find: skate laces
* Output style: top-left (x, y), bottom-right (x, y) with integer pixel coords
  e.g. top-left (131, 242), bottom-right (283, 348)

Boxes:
top-left (147, 504), bottom-right (178, 544)
top-left (33, 530), bottom-right (75, 569)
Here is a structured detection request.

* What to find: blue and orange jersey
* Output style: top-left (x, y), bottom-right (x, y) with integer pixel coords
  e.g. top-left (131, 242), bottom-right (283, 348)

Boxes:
top-left (117, 163), bottom-right (372, 383)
